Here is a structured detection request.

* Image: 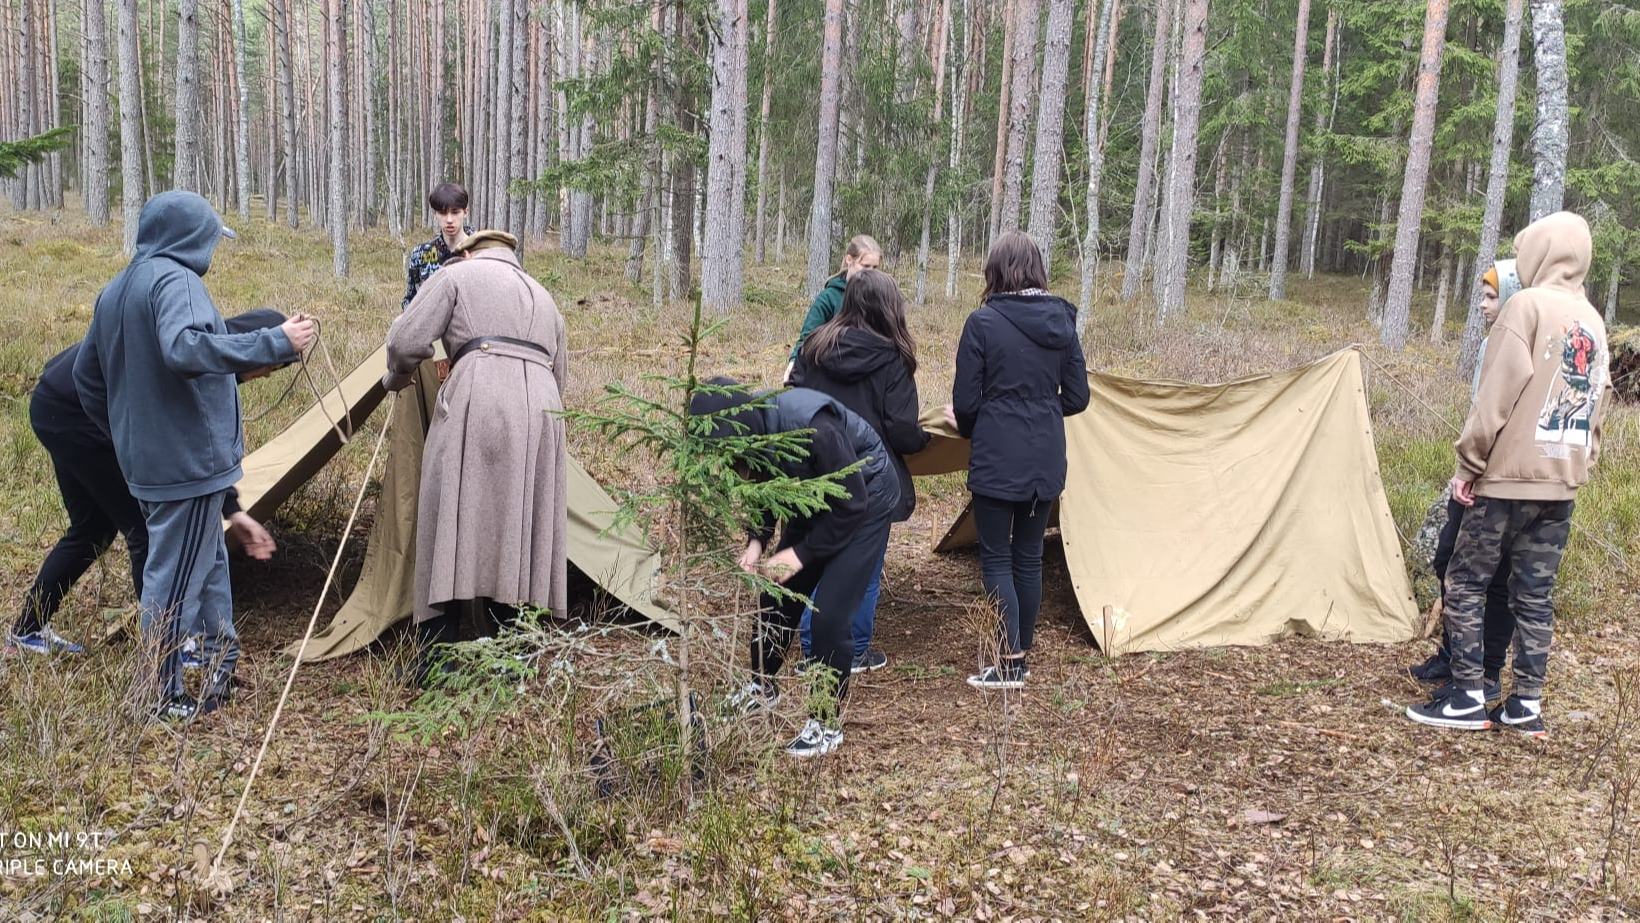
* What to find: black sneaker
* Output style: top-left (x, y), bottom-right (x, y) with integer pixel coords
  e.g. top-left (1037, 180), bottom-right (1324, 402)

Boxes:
top-left (785, 718), bottom-right (843, 758)
top-left (966, 665), bottom-right (1024, 690)
top-left (1407, 650), bottom-right (1452, 683)
top-left (1432, 677), bottom-right (1502, 704)
top-left (727, 679), bottom-right (779, 715)
top-left (156, 694), bottom-right (199, 722)
top-left (1489, 695), bottom-right (1547, 739)
top-left (1405, 685), bottom-right (1491, 731)
top-left (851, 649), bottom-right (888, 673)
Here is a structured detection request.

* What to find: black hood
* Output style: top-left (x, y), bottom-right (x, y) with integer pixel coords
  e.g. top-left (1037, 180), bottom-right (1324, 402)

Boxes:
top-left (807, 328), bottom-right (901, 382)
top-left (987, 294), bottom-right (1078, 350)
top-left (688, 377), bottom-right (768, 439)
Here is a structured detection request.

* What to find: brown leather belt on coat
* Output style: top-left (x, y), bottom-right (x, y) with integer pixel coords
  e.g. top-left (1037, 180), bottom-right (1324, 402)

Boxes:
top-left (449, 335), bottom-right (551, 367)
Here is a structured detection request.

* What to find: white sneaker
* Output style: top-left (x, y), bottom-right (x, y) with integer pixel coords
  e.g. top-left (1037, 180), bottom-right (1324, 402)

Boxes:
top-left (727, 679), bottom-right (779, 716)
top-left (785, 719), bottom-right (843, 758)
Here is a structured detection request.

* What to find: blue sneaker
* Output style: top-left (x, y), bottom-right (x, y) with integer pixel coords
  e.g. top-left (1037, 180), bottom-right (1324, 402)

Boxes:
top-left (9, 628), bottom-right (85, 655)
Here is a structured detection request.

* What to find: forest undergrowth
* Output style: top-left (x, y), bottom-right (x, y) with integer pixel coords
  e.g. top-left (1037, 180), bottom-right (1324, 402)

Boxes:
top-left (0, 212), bottom-right (1637, 921)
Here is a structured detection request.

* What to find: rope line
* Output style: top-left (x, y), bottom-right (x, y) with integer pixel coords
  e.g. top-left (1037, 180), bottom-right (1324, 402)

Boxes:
top-left (205, 392), bottom-right (396, 893)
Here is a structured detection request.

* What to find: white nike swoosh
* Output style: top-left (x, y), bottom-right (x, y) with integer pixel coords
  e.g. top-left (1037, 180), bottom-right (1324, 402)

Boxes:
top-left (1441, 703), bottom-right (1483, 718)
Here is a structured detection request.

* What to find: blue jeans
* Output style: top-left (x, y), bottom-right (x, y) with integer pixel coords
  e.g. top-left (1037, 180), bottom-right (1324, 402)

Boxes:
top-left (800, 542), bottom-right (886, 659)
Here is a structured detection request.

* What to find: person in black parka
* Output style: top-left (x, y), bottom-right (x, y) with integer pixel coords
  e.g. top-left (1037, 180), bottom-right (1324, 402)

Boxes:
top-left (949, 231), bottom-right (1090, 689)
top-left (790, 269), bottom-right (930, 672)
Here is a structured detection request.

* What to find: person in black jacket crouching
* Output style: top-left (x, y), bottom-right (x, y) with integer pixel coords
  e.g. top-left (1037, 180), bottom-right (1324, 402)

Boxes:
top-left (789, 269), bottom-right (930, 673)
top-left (948, 231), bottom-right (1090, 690)
top-left (690, 378), bottom-right (900, 758)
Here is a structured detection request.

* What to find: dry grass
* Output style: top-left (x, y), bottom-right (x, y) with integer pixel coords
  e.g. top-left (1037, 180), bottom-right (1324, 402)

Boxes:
top-left (0, 204), bottom-right (1638, 920)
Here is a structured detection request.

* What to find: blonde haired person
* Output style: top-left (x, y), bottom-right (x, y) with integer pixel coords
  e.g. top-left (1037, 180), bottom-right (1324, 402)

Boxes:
top-left (785, 235), bottom-right (883, 382)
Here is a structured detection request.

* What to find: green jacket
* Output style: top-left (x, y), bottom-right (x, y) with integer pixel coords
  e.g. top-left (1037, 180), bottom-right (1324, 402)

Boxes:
top-left (789, 275), bottom-right (848, 361)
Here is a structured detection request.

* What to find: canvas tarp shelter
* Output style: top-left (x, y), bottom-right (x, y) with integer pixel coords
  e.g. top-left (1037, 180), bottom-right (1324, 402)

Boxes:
top-left (224, 343), bottom-right (678, 663)
top-left (905, 348), bottom-right (1419, 654)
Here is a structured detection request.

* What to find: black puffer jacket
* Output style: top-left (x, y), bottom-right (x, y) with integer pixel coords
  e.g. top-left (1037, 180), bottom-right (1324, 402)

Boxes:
top-left (953, 293), bottom-right (1090, 502)
top-left (791, 328), bottom-right (930, 522)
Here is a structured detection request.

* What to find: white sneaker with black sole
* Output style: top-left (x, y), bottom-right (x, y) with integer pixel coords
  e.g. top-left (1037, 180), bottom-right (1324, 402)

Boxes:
top-left (727, 679), bottom-right (779, 716)
top-left (1405, 684), bottom-right (1491, 731)
top-left (785, 719), bottom-right (843, 758)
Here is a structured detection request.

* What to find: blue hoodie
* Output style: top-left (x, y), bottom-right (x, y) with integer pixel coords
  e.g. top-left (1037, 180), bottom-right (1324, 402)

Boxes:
top-left (74, 192), bottom-right (297, 502)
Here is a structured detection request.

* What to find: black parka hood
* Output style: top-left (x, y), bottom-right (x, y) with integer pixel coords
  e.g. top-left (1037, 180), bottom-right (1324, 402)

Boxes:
top-left (986, 293), bottom-right (1078, 350)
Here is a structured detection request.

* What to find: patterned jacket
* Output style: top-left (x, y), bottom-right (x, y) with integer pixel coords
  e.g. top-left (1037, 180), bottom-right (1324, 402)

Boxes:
top-left (402, 226), bottom-right (474, 309)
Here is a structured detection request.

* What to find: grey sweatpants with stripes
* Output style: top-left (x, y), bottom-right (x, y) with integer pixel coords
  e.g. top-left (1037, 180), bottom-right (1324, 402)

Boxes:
top-left (138, 490), bottom-right (237, 702)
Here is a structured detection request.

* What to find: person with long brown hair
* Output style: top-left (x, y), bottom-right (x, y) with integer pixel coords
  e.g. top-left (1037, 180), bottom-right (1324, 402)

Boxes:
top-left (949, 231), bottom-right (1089, 690)
top-left (790, 269), bottom-right (930, 672)
top-left (784, 234), bottom-right (883, 381)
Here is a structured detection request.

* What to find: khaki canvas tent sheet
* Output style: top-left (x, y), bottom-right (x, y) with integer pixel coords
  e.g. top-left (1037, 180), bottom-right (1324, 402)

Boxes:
top-left (908, 349), bottom-right (1419, 654)
top-left (227, 343), bottom-right (678, 663)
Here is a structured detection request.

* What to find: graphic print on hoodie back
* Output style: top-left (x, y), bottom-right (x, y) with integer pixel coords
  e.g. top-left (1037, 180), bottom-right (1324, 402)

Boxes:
top-left (1534, 317), bottom-right (1606, 452)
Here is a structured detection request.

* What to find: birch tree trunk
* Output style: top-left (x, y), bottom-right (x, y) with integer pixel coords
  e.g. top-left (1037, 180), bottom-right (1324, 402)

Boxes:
top-left (1076, 0), bottom-right (1117, 330)
top-left (1300, 9), bottom-right (1336, 279)
top-left (1154, 0), bottom-right (1207, 320)
top-left (328, 0), bottom-right (349, 277)
top-left (117, 0), bottom-right (143, 252)
top-left (999, 0), bottom-right (1041, 236)
top-left (1528, 0), bottom-right (1566, 221)
top-left (1458, 0), bottom-right (1524, 377)
top-left (1120, 0), bottom-right (1173, 301)
top-left (804, 0), bottom-right (848, 294)
top-left (753, 0), bottom-right (778, 263)
top-left (82, 0), bottom-right (111, 226)
top-left (1026, 0), bottom-right (1074, 270)
top-left (1380, 0), bottom-right (1449, 351)
top-left (1266, 0), bottom-right (1311, 300)
top-left (173, 0), bottom-right (201, 190)
top-left (1606, 261), bottom-right (1621, 325)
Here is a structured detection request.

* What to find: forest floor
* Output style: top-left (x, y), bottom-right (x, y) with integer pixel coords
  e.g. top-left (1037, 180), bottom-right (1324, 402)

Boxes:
top-left (0, 208), bottom-right (1638, 921)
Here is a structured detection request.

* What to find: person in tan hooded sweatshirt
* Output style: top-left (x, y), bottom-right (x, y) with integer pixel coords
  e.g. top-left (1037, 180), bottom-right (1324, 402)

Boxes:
top-left (1406, 211), bottom-right (1614, 739)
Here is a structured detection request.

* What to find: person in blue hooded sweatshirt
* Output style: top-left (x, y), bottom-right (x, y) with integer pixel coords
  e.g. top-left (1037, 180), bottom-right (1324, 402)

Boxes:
top-left (74, 191), bottom-right (315, 720)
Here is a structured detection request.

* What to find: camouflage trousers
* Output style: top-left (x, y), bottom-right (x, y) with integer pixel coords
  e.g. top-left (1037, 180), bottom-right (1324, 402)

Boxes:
top-left (1444, 496), bottom-right (1574, 698)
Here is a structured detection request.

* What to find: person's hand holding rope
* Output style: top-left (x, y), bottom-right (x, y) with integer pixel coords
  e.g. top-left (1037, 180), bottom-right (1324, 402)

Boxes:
top-left (280, 312), bottom-right (317, 353)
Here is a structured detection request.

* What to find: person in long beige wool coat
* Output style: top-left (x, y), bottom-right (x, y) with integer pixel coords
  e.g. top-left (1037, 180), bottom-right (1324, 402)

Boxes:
top-left (382, 229), bottom-right (568, 655)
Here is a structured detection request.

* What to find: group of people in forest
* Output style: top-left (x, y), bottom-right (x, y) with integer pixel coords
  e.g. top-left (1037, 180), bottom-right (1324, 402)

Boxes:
top-left (11, 177), bottom-right (1614, 755)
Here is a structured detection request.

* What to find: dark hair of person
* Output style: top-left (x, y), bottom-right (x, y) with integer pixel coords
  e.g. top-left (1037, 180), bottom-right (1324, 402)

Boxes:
top-left (981, 230), bottom-right (1048, 301)
top-left (801, 268), bottom-right (918, 376)
top-left (428, 183), bottom-right (469, 213)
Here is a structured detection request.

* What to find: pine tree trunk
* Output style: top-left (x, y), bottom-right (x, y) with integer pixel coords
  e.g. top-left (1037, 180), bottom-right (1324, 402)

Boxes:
top-left (915, 0), bottom-right (950, 305)
top-left (117, 0), bottom-right (144, 252)
top-left (1380, 0), bottom-right (1449, 351)
top-left (492, 0), bottom-right (514, 232)
top-left (1025, 0), bottom-right (1073, 270)
top-left (1266, 0), bottom-right (1311, 300)
top-left (276, 0), bottom-right (299, 227)
top-left (999, 0), bottom-right (1040, 237)
top-left (1076, 0), bottom-right (1116, 330)
top-left (225, 0), bottom-right (250, 216)
top-left (1154, 0), bottom-right (1207, 320)
top-left (508, 0), bottom-right (530, 242)
top-left (1120, 0), bottom-right (1173, 301)
top-left (627, 6), bottom-right (661, 281)
top-left (945, 0), bottom-right (971, 299)
top-left (776, 171), bottom-right (787, 261)
top-left (703, 0), bottom-right (749, 311)
top-left (172, 0), bottom-right (200, 190)
top-left (669, 4), bottom-right (696, 300)
top-left (532, 11), bottom-right (553, 239)
top-left (83, 0), bottom-right (111, 225)
top-left (17, 0), bottom-right (36, 209)
top-left (753, 0), bottom-right (779, 264)
top-left (1527, 0), bottom-right (1566, 221)
top-left (1606, 260), bottom-right (1621, 325)
top-left (1457, 0), bottom-right (1523, 377)
top-left (385, 0), bottom-right (404, 237)
top-left (804, 0), bottom-right (848, 294)
top-left (328, 0), bottom-right (349, 276)
top-left (571, 19), bottom-right (597, 255)
top-left (1430, 249), bottom-right (1454, 343)
top-left (46, 0), bottom-right (62, 207)
top-left (986, 0), bottom-right (1015, 244)
top-left (1300, 9), bottom-right (1336, 279)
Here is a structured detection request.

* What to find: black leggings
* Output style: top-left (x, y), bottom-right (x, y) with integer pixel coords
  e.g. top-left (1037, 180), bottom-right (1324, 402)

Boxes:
top-left (1433, 496), bottom-right (1514, 679)
top-left (972, 494), bottom-right (1052, 664)
top-left (751, 514), bottom-right (892, 718)
top-left (16, 435), bottom-right (147, 637)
